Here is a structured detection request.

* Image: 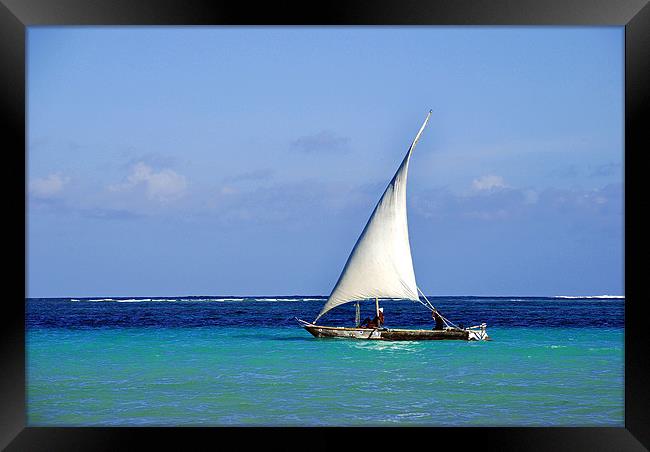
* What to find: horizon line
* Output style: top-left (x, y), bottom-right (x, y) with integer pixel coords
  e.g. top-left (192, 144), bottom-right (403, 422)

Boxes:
top-left (25, 294), bottom-right (626, 300)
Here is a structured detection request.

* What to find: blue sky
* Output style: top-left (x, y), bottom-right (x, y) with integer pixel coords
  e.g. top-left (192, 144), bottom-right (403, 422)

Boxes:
top-left (27, 27), bottom-right (624, 297)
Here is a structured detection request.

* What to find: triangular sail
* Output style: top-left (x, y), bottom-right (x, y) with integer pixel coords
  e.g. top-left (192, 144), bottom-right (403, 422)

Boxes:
top-left (315, 111), bottom-right (432, 323)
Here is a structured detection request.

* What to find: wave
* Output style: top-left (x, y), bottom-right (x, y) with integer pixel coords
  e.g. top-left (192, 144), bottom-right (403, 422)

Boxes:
top-left (553, 295), bottom-right (624, 299)
top-left (252, 298), bottom-right (307, 302)
top-left (179, 298), bottom-right (246, 302)
top-left (213, 298), bottom-right (245, 301)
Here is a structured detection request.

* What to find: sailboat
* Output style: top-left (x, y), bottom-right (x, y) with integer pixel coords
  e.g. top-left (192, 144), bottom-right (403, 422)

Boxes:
top-left (296, 110), bottom-right (489, 341)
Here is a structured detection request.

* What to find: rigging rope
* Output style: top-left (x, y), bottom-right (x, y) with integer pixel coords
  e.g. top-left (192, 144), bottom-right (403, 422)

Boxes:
top-left (416, 287), bottom-right (436, 311)
top-left (416, 287), bottom-right (461, 330)
top-left (413, 295), bottom-right (435, 312)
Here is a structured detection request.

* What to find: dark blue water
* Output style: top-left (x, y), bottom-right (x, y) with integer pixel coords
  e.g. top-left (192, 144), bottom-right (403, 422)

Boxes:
top-left (26, 296), bottom-right (624, 426)
top-left (27, 296), bottom-right (624, 329)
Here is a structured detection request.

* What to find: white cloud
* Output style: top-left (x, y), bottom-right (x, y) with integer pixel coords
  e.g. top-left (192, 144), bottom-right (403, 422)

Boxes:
top-left (29, 173), bottom-right (70, 199)
top-left (413, 182), bottom-right (622, 223)
top-left (109, 162), bottom-right (187, 202)
top-left (472, 175), bottom-right (507, 191)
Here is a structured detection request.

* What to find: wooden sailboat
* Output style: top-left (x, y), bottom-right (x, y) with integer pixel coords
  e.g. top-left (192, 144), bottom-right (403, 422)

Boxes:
top-left (297, 110), bottom-right (489, 341)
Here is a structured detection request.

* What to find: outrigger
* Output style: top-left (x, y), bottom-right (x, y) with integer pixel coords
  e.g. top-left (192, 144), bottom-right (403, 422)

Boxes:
top-left (296, 111), bottom-right (489, 341)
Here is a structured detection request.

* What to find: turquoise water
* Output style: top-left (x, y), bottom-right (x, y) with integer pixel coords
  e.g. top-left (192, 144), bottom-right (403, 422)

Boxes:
top-left (27, 324), bottom-right (623, 426)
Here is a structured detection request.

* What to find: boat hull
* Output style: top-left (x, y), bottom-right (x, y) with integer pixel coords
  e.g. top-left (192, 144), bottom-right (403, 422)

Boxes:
top-left (298, 321), bottom-right (488, 341)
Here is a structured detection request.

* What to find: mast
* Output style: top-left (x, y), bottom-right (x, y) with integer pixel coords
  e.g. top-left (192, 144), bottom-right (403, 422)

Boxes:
top-left (375, 297), bottom-right (381, 328)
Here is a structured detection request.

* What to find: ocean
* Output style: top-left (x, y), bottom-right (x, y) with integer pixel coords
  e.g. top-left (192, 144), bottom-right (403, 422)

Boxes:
top-left (26, 296), bottom-right (624, 426)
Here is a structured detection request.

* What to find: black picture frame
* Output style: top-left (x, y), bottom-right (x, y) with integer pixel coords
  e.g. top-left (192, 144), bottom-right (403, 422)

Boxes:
top-left (2, 1), bottom-right (647, 450)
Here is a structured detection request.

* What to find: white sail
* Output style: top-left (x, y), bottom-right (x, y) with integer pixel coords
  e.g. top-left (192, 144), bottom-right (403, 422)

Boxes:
top-left (315, 111), bottom-right (432, 322)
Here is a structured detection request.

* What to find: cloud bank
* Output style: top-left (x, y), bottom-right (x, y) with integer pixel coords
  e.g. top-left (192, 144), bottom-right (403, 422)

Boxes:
top-left (108, 162), bottom-right (187, 202)
top-left (472, 174), bottom-right (507, 191)
top-left (29, 173), bottom-right (70, 199)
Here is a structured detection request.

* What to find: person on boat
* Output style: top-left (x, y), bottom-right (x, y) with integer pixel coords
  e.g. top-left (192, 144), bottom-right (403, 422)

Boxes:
top-left (432, 309), bottom-right (444, 330)
top-left (360, 308), bottom-right (384, 328)
top-left (359, 317), bottom-right (373, 328)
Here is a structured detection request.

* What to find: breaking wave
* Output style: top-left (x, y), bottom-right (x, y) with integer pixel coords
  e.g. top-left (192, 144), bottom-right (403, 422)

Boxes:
top-left (553, 295), bottom-right (624, 299)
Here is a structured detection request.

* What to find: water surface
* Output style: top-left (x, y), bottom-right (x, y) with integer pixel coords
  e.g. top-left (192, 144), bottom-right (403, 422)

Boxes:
top-left (27, 296), bottom-right (624, 426)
